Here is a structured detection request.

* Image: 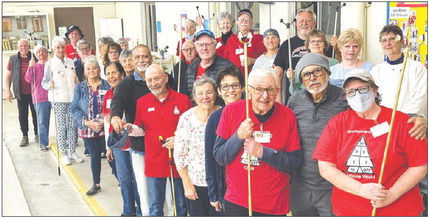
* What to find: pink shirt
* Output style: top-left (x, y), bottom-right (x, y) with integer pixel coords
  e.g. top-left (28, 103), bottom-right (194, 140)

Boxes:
top-left (24, 63), bottom-right (49, 104)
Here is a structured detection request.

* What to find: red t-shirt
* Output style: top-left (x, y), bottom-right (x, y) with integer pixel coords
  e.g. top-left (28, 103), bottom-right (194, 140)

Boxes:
top-left (102, 88), bottom-right (130, 150)
top-left (134, 88), bottom-right (192, 177)
top-left (312, 106), bottom-right (427, 216)
top-left (196, 64), bottom-right (206, 80)
top-left (65, 43), bottom-right (95, 60)
top-left (65, 44), bottom-right (80, 60)
top-left (8, 57), bottom-right (31, 95)
top-left (223, 33), bottom-right (266, 76)
top-left (216, 100), bottom-right (301, 215)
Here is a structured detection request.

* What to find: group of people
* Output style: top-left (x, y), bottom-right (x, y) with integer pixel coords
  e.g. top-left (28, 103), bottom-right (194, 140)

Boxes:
top-left (4, 6), bottom-right (427, 217)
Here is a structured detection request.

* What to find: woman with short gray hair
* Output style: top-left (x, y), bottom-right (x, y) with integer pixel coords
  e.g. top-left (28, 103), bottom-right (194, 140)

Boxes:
top-left (119, 50), bottom-right (134, 76)
top-left (42, 36), bottom-right (82, 165)
top-left (71, 55), bottom-right (112, 196)
top-left (25, 44), bottom-right (51, 151)
top-left (216, 11), bottom-right (235, 58)
top-left (174, 77), bottom-right (220, 216)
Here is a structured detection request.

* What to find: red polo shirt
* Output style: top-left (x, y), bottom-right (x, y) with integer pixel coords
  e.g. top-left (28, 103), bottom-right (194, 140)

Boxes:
top-left (223, 33), bottom-right (266, 76)
top-left (134, 88), bottom-right (192, 177)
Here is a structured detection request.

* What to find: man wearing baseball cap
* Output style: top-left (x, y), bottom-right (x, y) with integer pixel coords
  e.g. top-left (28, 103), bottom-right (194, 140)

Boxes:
top-left (223, 8), bottom-right (266, 76)
top-left (184, 29), bottom-right (234, 103)
top-left (252, 28), bottom-right (280, 74)
top-left (287, 52), bottom-right (348, 216)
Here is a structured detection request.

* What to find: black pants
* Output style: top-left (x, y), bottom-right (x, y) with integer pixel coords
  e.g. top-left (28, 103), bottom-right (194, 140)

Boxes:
top-left (224, 200), bottom-right (286, 216)
top-left (186, 186), bottom-right (221, 216)
top-left (17, 94), bottom-right (37, 137)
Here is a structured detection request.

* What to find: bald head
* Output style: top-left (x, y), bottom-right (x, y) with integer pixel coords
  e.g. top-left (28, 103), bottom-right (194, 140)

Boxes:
top-left (146, 64), bottom-right (169, 98)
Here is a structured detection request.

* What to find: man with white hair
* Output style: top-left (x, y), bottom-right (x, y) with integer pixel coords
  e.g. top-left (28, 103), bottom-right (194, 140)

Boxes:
top-left (213, 69), bottom-right (303, 216)
top-left (274, 9), bottom-right (317, 104)
top-left (5, 38), bottom-right (38, 147)
top-left (223, 9), bottom-right (266, 75)
top-left (132, 64), bottom-right (191, 216)
top-left (287, 53), bottom-right (348, 215)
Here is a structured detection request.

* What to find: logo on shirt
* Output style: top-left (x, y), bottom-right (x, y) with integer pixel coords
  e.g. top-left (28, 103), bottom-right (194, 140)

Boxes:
top-left (345, 136), bottom-right (375, 175)
top-left (241, 151), bottom-right (260, 169)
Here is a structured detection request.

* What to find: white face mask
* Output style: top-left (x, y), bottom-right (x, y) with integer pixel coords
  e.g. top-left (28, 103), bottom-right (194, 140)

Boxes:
top-left (346, 91), bottom-right (375, 113)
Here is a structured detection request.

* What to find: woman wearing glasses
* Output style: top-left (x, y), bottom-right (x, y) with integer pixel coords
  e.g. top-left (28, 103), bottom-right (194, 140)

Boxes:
top-left (205, 66), bottom-right (244, 214)
top-left (289, 29), bottom-right (339, 95)
top-left (313, 69), bottom-right (427, 216)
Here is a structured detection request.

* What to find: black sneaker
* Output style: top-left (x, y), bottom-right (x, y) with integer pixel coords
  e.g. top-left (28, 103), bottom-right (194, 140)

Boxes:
top-left (40, 145), bottom-right (48, 152)
top-left (19, 136), bottom-right (29, 147)
top-left (86, 184), bottom-right (101, 196)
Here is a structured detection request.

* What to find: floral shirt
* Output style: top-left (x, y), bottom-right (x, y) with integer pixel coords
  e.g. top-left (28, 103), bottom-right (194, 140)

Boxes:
top-left (174, 107), bottom-right (208, 187)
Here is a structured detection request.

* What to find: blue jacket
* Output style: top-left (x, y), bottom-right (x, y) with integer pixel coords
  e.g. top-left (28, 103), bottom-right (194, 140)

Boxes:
top-left (71, 79), bottom-right (110, 130)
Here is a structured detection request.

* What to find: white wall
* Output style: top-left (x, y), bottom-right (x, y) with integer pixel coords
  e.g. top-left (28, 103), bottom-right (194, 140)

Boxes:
top-left (340, 2), bottom-right (387, 64)
top-left (259, 2), bottom-right (295, 44)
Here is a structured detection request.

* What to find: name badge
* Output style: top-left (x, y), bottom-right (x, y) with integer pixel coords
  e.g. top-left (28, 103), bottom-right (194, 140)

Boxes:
top-left (254, 131), bottom-right (271, 143)
top-left (370, 121), bottom-right (389, 138)
top-left (106, 99), bottom-right (111, 109)
top-left (148, 107), bottom-right (155, 112)
top-left (216, 41), bottom-right (222, 49)
top-left (235, 48), bottom-right (244, 55)
top-left (248, 43), bottom-right (252, 47)
top-left (99, 90), bottom-right (107, 95)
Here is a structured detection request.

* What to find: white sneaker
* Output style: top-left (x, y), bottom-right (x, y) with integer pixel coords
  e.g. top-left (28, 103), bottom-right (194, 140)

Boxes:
top-left (62, 155), bottom-right (71, 165)
top-left (69, 152), bottom-right (84, 163)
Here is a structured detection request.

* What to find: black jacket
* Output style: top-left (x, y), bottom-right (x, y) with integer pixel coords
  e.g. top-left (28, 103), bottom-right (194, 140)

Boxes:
top-left (110, 74), bottom-right (150, 152)
top-left (185, 54), bottom-right (234, 101)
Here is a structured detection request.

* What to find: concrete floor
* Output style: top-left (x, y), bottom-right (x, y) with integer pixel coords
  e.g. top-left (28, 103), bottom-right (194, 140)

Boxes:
top-left (2, 99), bottom-right (122, 216)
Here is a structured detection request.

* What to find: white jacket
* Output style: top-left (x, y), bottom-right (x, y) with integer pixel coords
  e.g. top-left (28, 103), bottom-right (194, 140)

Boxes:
top-left (370, 59), bottom-right (427, 118)
top-left (42, 56), bottom-right (78, 103)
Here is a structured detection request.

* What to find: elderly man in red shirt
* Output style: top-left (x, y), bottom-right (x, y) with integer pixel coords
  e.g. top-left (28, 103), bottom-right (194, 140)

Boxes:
top-left (129, 64), bottom-right (192, 216)
top-left (223, 9), bottom-right (266, 76)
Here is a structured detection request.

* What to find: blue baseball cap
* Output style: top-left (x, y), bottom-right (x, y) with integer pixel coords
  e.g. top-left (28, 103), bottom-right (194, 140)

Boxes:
top-left (195, 30), bottom-right (215, 40)
top-left (107, 129), bottom-right (128, 149)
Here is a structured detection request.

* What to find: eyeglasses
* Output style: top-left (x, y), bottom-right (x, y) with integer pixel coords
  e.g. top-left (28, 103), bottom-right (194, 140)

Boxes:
top-left (345, 85), bottom-right (371, 97)
top-left (182, 47), bottom-right (196, 52)
top-left (237, 18), bottom-right (252, 22)
top-left (380, 36), bottom-right (400, 44)
top-left (195, 42), bottom-right (215, 48)
top-left (249, 85), bottom-right (276, 96)
top-left (309, 39), bottom-right (324, 45)
top-left (301, 67), bottom-right (325, 81)
top-left (220, 83), bottom-right (241, 91)
top-left (79, 47), bottom-right (90, 52)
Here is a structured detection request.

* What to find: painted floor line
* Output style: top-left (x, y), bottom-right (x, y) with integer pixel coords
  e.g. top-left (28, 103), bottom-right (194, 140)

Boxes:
top-left (49, 142), bottom-right (108, 216)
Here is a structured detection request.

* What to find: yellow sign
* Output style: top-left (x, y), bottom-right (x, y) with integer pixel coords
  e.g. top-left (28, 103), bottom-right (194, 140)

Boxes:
top-left (388, 2), bottom-right (428, 66)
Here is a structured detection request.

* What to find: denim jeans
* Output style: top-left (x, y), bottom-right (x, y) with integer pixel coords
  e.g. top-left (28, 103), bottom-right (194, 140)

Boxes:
top-left (112, 149), bottom-right (142, 216)
top-left (83, 136), bottom-right (116, 185)
top-left (130, 149), bottom-right (149, 216)
top-left (34, 101), bottom-right (51, 146)
top-left (147, 177), bottom-right (187, 216)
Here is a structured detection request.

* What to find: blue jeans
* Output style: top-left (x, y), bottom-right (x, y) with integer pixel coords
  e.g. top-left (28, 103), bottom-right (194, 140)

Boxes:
top-left (84, 137), bottom-right (117, 184)
top-left (34, 101), bottom-right (51, 146)
top-left (113, 149), bottom-right (142, 216)
top-left (147, 177), bottom-right (187, 216)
